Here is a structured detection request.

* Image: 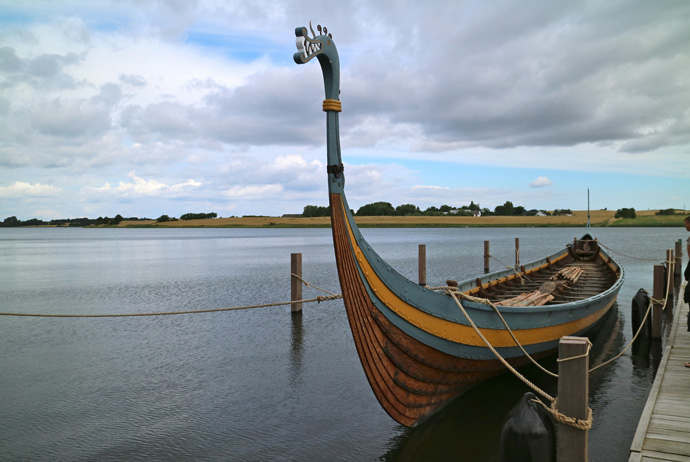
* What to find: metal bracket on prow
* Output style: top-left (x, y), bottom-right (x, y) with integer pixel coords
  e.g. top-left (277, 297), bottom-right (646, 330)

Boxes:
top-left (327, 162), bottom-right (344, 178)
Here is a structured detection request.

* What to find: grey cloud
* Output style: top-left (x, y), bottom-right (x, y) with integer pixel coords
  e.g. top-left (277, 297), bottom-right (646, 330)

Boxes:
top-left (91, 83), bottom-right (122, 108)
top-left (336, 0), bottom-right (690, 154)
top-left (0, 47), bottom-right (23, 73)
top-left (119, 74), bottom-right (147, 87)
top-left (143, 101), bottom-right (195, 137)
top-left (27, 52), bottom-right (80, 78)
top-left (121, 68), bottom-right (323, 146)
top-left (28, 98), bottom-right (111, 138)
top-left (0, 48), bottom-right (82, 91)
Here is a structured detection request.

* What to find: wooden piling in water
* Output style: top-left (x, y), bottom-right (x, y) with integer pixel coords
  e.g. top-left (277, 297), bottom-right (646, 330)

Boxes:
top-left (484, 240), bottom-right (490, 274)
top-left (664, 249), bottom-right (676, 302)
top-left (291, 253), bottom-right (303, 314)
top-left (418, 244), bottom-right (427, 286)
top-left (652, 264), bottom-right (664, 339)
top-left (675, 240), bottom-right (682, 278)
top-left (515, 237), bottom-right (520, 267)
top-left (557, 336), bottom-right (590, 462)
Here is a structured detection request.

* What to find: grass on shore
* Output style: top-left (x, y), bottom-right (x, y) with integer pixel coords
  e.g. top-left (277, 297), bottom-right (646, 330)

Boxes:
top-left (117, 210), bottom-right (688, 228)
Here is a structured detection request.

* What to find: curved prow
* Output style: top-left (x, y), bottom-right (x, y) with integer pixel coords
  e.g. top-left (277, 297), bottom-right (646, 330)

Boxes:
top-left (294, 24), bottom-right (343, 188)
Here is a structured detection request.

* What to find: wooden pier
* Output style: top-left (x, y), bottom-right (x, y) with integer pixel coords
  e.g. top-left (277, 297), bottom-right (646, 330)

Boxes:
top-left (629, 282), bottom-right (690, 461)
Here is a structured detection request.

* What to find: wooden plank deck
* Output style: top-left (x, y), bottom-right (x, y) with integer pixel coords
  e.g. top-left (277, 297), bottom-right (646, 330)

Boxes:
top-left (629, 282), bottom-right (690, 461)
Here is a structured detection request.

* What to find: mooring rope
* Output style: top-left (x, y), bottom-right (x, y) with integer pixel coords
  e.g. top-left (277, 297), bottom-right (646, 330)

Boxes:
top-left (446, 288), bottom-right (598, 430)
top-left (446, 289), bottom-right (555, 402)
top-left (591, 258), bottom-right (675, 371)
top-left (590, 290), bottom-right (653, 372)
top-left (290, 273), bottom-right (340, 297)
top-left (427, 286), bottom-right (558, 377)
top-left (598, 241), bottom-right (669, 263)
top-left (541, 398), bottom-right (593, 431)
top-left (0, 278), bottom-right (343, 318)
top-left (488, 253), bottom-right (529, 285)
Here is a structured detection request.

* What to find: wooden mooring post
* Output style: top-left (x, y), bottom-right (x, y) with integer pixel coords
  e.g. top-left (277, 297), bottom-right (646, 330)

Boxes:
top-left (666, 249), bottom-right (674, 297)
top-left (291, 253), bottom-right (303, 314)
top-left (652, 264), bottom-right (664, 339)
top-left (557, 336), bottom-right (590, 462)
top-left (515, 237), bottom-right (520, 267)
top-left (484, 240), bottom-right (490, 274)
top-left (675, 239), bottom-right (683, 278)
top-left (418, 244), bottom-right (427, 286)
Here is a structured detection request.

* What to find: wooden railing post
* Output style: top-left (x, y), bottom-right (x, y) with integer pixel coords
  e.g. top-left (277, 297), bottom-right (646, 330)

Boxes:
top-left (418, 244), bottom-right (427, 286)
top-left (484, 240), bottom-right (490, 274)
top-left (652, 264), bottom-right (664, 339)
top-left (515, 237), bottom-right (520, 267)
top-left (291, 253), bottom-right (303, 314)
top-left (557, 336), bottom-right (590, 462)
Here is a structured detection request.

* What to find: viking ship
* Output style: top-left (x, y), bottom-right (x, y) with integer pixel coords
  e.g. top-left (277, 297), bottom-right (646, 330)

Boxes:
top-left (293, 25), bottom-right (624, 427)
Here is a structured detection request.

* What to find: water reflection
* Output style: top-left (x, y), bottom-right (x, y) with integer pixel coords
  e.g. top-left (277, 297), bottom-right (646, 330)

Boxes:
top-left (289, 312), bottom-right (304, 388)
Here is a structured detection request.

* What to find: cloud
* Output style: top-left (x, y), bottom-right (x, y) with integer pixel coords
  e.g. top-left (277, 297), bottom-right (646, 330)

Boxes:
top-left (92, 172), bottom-right (201, 198)
top-left (530, 176), bottom-right (553, 188)
top-left (0, 181), bottom-right (62, 197)
top-left (27, 97), bottom-right (112, 138)
top-left (0, 0), bottom-right (689, 219)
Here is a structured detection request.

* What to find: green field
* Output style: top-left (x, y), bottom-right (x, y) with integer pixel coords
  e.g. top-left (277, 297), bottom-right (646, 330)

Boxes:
top-left (118, 210), bottom-right (688, 228)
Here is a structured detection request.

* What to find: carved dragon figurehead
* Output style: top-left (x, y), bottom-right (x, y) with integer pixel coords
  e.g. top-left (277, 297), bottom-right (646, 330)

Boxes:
top-left (293, 23), bottom-right (340, 102)
top-left (294, 23), bottom-right (344, 185)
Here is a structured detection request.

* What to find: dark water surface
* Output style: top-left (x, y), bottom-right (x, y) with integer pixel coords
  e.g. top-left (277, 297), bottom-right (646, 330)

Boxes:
top-left (0, 227), bottom-right (685, 461)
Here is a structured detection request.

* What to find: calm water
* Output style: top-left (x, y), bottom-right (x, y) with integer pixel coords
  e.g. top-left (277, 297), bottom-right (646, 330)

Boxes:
top-left (0, 227), bottom-right (685, 461)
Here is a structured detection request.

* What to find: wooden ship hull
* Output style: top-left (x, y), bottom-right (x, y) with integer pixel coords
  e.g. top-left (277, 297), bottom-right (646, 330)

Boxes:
top-left (294, 25), bottom-right (624, 427)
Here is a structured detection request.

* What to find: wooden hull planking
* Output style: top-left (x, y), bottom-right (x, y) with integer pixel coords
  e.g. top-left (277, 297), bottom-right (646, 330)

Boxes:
top-left (330, 192), bottom-right (623, 426)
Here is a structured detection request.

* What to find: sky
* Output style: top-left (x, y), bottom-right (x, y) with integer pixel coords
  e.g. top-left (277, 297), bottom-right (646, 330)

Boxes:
top-left (1, 0), bottom-right (689, 220)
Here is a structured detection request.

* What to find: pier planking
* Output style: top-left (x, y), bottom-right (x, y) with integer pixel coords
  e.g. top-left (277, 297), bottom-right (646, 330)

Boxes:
top-left (630, 282), bottom-right (690, 461)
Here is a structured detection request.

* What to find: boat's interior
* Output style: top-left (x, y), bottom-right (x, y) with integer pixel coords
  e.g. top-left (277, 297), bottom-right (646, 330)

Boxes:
top-left (466, 239), bottom-right (620, 307)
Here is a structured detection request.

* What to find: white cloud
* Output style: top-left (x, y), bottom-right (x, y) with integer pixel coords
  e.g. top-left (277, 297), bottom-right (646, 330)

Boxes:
top-left (0, 181), bottom-right (62, 197)
top-left (223, 184), bottom-right (283, 199)
top-left (529, 176), bottom-right (553, 188)
top-left (91, 172), bottom-right (201, 197)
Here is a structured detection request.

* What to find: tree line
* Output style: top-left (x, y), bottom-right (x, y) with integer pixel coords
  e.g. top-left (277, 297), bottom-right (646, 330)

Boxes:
top-left (1, 212), bottom-right (219, 227)
top-left (1, 215), bottom-right (131, 227)
top-left (303, 201), bottom-right (570, 217)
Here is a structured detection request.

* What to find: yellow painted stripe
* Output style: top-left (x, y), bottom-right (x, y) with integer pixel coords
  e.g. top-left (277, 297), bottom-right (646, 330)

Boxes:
top-left (339, 196), bottom-right (613, 348)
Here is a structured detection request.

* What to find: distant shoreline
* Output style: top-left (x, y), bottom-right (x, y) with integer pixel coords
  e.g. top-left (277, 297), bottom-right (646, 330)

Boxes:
top-left (11, 210), bottom-right (685, 229)
top-left (102, 209), bottom-right (686, 228)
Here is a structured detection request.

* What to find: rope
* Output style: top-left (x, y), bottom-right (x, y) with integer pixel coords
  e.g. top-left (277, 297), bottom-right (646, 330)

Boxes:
top-left (290, 273), bottom-right (340, 297)
top-left (446, 289), bottom-right (555, 402)
top-left (447, 289), bottom-right (594, 430)
top-left (427, 286), bottom-right (558, 377)
top-left (0, 277), bottom-right (343, 318)
top-left (487, 253), bottom-right (529, 284)
top-left (590, 290), bottom-right (652, 372)
top-left (591, 256), bottom-right (674, 371)
top-left (598, 242), bottom-right (667, 262)
top-left (557, 340), bottom-right (592, 363)
top-left (322, 99), bottom-right (342, 112)
top-left (533, 398), bottom-right (593, 431)
top-left (0, 294), bottom-right (343, 318)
